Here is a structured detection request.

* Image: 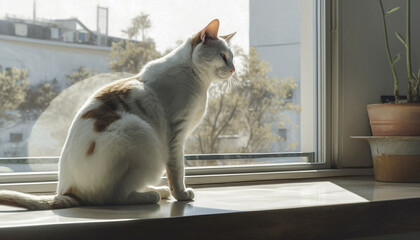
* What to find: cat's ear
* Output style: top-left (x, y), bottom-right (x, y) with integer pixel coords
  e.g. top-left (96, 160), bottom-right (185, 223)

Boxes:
top-left (200, 19), bottom-right (220, 43)
top-left (220, 32), bottom-right (236, 43)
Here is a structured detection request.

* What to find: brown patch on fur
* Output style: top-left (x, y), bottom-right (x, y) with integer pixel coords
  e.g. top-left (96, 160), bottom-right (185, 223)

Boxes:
top-left (81, 107), bottom-right (121, 132)
top-left (86, 141), bottom-right (96, 156)
top-left (81, 78), bottom-right (137, 132)
top-left (96, 78), bottom-right (134, 99)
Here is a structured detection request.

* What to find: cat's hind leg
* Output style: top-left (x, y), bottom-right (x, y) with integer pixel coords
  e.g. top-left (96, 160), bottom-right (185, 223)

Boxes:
top-left (125, 191), bottom-right (161, 205)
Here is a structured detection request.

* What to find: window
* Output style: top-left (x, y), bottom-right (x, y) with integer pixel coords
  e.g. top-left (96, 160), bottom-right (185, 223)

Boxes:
top-left (9, 133), bottom-right (23, 143)
top-left (0, 0), bottom-right (327, 182)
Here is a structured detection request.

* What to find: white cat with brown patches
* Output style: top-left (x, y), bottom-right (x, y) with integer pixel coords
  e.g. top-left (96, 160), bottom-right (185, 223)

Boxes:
top-left (0, 19), bottom-right (236, 210)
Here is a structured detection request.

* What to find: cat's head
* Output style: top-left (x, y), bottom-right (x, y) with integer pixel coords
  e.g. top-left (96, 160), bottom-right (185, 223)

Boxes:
top-left (190, 19), bottom-right (236, 82)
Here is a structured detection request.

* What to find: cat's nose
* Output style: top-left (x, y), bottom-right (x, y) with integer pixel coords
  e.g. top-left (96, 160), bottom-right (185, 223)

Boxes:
top-left (230, 68), bottom-right (235, 73)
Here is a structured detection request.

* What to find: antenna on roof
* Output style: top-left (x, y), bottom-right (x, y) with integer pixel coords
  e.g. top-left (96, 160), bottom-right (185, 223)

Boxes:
top-left (33, 0), bottom-right (36, 23)
top-left (96, 5), bottom-right (109, 46)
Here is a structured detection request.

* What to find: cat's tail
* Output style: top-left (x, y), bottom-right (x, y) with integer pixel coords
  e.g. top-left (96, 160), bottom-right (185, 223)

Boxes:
top-left (0, 190), bottom-right (81, 210)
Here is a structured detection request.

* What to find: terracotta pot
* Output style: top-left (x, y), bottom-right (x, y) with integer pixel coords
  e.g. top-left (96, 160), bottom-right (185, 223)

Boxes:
top-left (367, 103), bottom-right (420, 136)
top-left (352, 136), bottom-right (420, 182)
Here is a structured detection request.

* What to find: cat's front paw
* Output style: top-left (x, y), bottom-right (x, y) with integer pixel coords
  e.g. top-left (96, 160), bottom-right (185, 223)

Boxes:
top-left (173, 188), bottom-right (195, 201)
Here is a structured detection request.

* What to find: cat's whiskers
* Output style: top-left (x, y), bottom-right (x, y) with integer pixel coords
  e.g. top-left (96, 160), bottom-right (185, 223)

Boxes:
top-left (226, 73), bottom-right (243, 92)
top-left (231, 45), bottom-right (243, 56)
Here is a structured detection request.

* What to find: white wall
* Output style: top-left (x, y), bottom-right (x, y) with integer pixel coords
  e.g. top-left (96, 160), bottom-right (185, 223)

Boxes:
top-left (249, 0), bottom-right (302, 151)
top-left (337, 0), bottom-right (420, 167)
top-left (0, 35), bottom-right (110, 87)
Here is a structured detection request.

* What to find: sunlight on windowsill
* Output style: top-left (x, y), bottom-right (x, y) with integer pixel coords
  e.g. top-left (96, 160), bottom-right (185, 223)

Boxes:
top-left (2, 176), bottom-right (420, 229)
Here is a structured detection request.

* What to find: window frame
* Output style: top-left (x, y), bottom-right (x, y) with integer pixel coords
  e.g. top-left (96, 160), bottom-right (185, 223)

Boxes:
top-left (0, 0), bottom-right (338, 191)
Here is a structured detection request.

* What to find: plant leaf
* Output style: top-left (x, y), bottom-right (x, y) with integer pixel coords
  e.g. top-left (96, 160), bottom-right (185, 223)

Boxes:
top-left (412, 72), bottom-right (418, 81)
top-left (385, 6), bottom-right (400, 16)
top-left (395, 32), bottom-right (406, 46)
top-left (392, 54), bottom-right (402, 65)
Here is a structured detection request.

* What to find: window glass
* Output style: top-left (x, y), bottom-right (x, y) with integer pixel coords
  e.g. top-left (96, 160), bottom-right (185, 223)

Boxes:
top-left (0, 0), bottom-right (318, 173)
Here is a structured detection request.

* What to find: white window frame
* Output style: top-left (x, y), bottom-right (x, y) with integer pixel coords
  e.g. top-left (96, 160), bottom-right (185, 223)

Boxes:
top-left (0, 0), bottom-right (361, 193)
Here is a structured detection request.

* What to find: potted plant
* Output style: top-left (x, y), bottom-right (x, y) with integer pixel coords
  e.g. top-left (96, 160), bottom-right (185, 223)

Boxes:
top-left (360, 0), bottom-right (420, 182)
top-left (368, 0), bottom-right (420, 136)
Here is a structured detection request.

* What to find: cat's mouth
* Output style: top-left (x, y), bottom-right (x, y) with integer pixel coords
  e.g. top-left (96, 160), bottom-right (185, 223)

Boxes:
top-left (217, 68), bottom-right (235, 80)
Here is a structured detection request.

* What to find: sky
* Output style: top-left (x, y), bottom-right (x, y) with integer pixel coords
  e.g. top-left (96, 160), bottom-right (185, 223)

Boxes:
top-left (0, 0), bottom-right (249, 52)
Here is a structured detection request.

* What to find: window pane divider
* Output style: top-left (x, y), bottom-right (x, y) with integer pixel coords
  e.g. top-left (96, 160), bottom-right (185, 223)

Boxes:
top-left (0, 152), bottom-right (316, 180)
top-left (185, 152), bottom-right (315, 162)
top-left (0, 172), bottom-right (57, 184)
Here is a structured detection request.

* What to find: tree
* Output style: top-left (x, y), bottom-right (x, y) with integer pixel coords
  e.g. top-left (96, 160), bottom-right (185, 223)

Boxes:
top-left (30, 82), bottom-right (59, 112)
top-left (109, 13), bottom-right (161, 74)
top-left (185, 47), bottom-right (300, 157)
top-left (109, 40), bottom-right (161, 73)
top-left (19, 80), bottom-right (60, 116)
top-left (0, 68), bottom-right (28, 123)
top-left (66, 67), bottom-right (94, 86)
top-left (122, 12), bottom-right (151, 41)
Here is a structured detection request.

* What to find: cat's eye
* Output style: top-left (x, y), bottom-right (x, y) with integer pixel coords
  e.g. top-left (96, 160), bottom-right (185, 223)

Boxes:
top-left (220, 53), bottom-right (228, 63)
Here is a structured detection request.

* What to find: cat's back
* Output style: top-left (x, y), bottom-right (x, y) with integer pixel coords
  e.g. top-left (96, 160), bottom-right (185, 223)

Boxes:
top-left (75, 77), bottom-right (162, 128)
top-left (139, 40), bottom-right (195, 85)
top-left (61, 76), bottom-right (167, 160)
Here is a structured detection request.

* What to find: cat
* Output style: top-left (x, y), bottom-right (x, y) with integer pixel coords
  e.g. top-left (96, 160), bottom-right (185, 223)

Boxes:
top-left (0, 19), bottom-right (236, 210)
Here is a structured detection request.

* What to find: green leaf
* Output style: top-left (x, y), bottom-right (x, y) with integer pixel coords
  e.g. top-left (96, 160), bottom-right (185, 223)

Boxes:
top-left (395, 32), bottom-right (406, 46)
top-left (385, 6), bottom-right (400, 16)
top-left (392, 54), bottom-right (402, 65)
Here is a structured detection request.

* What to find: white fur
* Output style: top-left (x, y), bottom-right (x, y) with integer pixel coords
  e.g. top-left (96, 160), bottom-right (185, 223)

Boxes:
top-left (0, 20), bottom-right (235, 209)
top-left (58, 80), bottom-right (169, 204)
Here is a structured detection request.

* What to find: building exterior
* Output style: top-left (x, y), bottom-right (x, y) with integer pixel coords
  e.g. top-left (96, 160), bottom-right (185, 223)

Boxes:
top-left (0, 121), bottom-right (34, 157)
top-left (0, 16), bottom-right (119, 158)
top-left (249, 0), bottom-right (301, 151)
top-left (0, 17), bottom-right (117, 87)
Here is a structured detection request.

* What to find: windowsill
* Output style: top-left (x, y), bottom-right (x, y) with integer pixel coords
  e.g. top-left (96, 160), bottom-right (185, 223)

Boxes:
top-left (1, 176), bottom-right (420, 239)
top-left (0, 168), bottom-right (373, 192)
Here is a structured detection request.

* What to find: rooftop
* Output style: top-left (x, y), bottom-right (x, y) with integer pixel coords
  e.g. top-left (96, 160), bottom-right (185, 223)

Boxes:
top-left (0, 16), bottom-right (123, 48)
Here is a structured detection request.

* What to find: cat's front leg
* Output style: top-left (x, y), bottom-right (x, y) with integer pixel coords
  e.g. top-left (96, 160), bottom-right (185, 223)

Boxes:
top-left (166, 146), bottom-right (195, 201)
